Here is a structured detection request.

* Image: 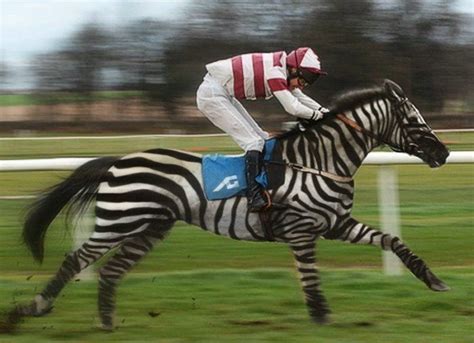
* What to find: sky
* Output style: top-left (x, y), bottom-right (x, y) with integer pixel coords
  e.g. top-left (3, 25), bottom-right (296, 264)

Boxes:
top-left (1, 0), bottom-right (191, 64)
top-left (1, 0), bottom-right (473, 89)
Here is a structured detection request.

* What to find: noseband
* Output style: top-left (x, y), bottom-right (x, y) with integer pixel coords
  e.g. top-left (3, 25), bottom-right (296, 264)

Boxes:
top-left (336, 97), bottom-right (424, 154)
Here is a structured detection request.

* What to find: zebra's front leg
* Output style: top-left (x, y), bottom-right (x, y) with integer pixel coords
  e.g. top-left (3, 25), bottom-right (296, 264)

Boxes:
top-left (290, 241), bottom-right (330, 324)
top-left (98, 233), bottom-right (159, 330)
top-left (326, 217), bottom-right (450, 291)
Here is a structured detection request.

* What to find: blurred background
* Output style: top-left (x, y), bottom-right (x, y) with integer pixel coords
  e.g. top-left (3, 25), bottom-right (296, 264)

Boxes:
top-left (0, 1), bottom-right (473, 341)
top-left (1, 0), bottom-right (473, 133)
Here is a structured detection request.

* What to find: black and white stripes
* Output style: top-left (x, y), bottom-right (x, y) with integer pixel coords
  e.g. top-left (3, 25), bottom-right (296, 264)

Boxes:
top-left (16, 80), bottom-right (450, 330)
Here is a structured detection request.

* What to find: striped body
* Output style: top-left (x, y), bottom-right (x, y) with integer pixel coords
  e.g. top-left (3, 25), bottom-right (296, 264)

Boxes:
top-left (13, 81), bottom-right (450, 331)
top-left (92, 146), bottom-right (354, 245)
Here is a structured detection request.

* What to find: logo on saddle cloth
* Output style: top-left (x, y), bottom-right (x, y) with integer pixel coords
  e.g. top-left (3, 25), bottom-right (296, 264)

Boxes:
top-left (202, 139), bottom-right (278, 200)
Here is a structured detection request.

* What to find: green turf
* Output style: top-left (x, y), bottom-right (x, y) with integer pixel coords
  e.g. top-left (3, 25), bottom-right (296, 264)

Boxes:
top-left (0, 269), bottom-right (472, 343)
top-left (0, 131), bottom-right (472, 160)
top-left (0, 136), bottom-right (239, 160)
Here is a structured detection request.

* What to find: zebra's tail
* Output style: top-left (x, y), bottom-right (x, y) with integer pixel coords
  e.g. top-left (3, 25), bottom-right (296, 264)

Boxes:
top-left (23, 156), bottom-right (119, 264)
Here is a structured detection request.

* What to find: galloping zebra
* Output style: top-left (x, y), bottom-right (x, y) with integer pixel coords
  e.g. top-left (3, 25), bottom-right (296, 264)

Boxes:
top-left (8, 80), bottom-right (450, 331)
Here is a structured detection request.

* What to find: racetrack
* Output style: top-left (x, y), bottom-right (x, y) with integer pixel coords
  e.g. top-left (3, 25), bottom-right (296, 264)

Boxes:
top-left (0, 134), bottom-right (472, 342)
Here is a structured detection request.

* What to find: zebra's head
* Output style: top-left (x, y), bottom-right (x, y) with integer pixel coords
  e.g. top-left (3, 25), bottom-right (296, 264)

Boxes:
top-left (384, 80), bottom-right (449, 168)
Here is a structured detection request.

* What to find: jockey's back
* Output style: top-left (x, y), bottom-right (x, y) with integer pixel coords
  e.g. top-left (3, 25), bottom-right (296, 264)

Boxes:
top-left (205, 51), bottom-right (289, 101)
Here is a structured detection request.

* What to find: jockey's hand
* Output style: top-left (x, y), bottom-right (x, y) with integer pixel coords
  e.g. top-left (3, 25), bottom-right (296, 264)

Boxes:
top-left (310, 109), bottom-right (324, 121)
top-left (319, 107), bottom-right (330, 114)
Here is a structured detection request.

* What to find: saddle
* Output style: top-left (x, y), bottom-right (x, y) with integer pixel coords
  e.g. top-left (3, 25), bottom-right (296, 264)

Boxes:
top-left (202, 139), bottom-right (285, 201)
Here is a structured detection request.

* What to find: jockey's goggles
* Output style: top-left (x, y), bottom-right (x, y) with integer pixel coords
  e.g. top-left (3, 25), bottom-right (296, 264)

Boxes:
top-left (300, 69), bottom-right (321, 85)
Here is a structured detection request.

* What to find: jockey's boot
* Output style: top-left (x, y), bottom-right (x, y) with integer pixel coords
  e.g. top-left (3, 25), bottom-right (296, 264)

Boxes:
top-left (245, 150), bottom-right (269, 212)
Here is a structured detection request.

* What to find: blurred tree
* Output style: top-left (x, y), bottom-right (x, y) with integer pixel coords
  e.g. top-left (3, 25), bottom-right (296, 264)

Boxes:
top-left (33, 50), bottom-right (77, 91)
top-left (156, 0), bottom-right (298, 114)
top-left (28, 0), bottom-right (473, 123)
top-left (375, 0), bottom-right (473, 111)
top-left (0, 62), bottom-right (9, 90)
top-left (33, 22), bottom-right (115, 94)
top-left (115, 19), bottom-right (174, 92)
top-left (66, 22), bottom-right (115, 94)
top-left (282, 0), bottom-right (389, 100)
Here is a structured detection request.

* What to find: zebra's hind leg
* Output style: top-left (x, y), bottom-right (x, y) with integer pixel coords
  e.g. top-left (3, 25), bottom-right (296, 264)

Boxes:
top-left (14, 236), bottom-right (123, 319)
top-left (97, 228), bottom-right (168, 331)
top-left (325, 217), bottom-right (450, 291)
top-left (290, 241), bottom-right (331, 324)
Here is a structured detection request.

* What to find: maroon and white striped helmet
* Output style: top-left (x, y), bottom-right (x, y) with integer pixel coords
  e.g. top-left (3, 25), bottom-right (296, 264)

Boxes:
top-left (287, 47), bottom-right (327, 76)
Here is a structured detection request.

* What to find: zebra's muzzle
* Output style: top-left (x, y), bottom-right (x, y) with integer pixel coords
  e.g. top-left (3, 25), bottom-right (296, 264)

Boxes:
top-left (411, 135), bottom-right (449, 168)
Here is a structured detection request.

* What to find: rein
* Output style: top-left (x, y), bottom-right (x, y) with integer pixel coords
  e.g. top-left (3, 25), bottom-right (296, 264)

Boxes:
top-left (267, 97), bottom-right (415, 185)
top-left (285, 162), bottom-right (353, 183)
top-left (335, 98), bottom-right (411, 152)
top-left (266, 160), bottom-right (353, 183)
top-left (336, 114), bottom-right (383, 143)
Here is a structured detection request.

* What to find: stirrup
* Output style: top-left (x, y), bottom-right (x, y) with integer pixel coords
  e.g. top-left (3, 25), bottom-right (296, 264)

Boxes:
top-left (248, 190), bottom-right (271, 212)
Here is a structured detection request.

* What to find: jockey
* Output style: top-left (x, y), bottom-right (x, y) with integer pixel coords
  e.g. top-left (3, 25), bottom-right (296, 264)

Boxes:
top-left (196, 47), bottom-right (329, 212)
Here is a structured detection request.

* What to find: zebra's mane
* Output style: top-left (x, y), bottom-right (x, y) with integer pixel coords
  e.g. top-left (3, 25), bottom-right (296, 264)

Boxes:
top-left (329, 85), bottom-right (386, 114)
top-left (277, 85), bottom-right (387, 139)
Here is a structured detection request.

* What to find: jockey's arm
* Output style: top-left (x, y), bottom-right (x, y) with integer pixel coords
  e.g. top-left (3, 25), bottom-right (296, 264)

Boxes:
top-left (272, 89), bottom-right (322, 121)
top-left (291, 88), bottom-right (326, 112)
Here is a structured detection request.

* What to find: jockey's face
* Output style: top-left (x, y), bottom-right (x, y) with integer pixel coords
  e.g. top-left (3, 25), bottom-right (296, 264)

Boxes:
top-left (288, 68), bottom-right (309, 90)
top-left (288, 68), bottom-right (307, 90)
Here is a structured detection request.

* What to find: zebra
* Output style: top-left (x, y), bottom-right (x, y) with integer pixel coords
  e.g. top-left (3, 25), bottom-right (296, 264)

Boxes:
top-left (5, 79), bottom-right (450, 331)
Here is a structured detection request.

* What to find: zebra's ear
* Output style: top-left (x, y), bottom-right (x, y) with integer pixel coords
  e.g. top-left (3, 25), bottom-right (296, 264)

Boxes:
top-left (384, 79), bottom-right (405, 101)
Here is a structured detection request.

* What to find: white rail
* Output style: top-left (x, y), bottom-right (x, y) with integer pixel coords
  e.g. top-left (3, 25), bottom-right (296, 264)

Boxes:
top-left (0, 151), bottom-right (472, 171)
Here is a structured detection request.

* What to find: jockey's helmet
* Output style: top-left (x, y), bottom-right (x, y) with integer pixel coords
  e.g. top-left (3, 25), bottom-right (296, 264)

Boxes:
top-left (287, 47), bottom-right (327, 84)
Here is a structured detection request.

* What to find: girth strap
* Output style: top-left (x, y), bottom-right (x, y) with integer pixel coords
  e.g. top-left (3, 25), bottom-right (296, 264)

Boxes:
top-left (259, 208), bottom-right (275, 241)
top-left (286, 162), bottom-right (353, 183)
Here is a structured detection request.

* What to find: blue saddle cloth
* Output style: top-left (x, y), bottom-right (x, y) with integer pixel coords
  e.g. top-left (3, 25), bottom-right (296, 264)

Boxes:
top-left (202, 139), bottom-right (277, 200)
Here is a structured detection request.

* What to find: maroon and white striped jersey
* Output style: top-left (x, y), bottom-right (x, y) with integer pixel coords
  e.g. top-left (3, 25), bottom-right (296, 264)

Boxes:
top-left (205, 51), bottom-right (323, 120)
top-left (205, 51), bottom-right (289, 101)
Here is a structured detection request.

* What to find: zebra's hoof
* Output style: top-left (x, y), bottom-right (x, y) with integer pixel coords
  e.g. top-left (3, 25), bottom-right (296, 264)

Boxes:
top-left (32, 306), bottom-right (54, 317)
top-left (426, 271), bottom-right (451, 292)
top-left (98, 323), bottom-right (115, 331)
top-left (430, 281), bottom-right (451, 292)
top-left (30, 295), bottom-right (54, 317)
top-left (311, 315), bottom-right (330, 325)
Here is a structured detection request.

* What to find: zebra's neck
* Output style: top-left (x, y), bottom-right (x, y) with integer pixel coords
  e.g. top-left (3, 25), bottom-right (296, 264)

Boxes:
top-left (278, 98), bottom-right (392, 177)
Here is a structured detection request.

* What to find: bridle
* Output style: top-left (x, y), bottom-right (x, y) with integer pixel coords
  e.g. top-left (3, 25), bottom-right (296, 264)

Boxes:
top-left (335, 97), bottom-right (423, 155)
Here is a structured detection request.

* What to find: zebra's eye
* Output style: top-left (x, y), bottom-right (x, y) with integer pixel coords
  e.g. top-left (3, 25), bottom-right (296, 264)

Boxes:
top-left (407, 117), bottom-right (418, 124)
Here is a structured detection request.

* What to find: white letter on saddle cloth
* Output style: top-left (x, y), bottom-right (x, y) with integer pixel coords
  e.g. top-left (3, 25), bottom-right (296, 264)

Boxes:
top-left (213, 175), bottom-right (240, 192)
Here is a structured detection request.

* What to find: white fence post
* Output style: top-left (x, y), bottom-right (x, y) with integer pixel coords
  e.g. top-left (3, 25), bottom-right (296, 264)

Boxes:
top-left (378, 166), bottom-right (403, 276)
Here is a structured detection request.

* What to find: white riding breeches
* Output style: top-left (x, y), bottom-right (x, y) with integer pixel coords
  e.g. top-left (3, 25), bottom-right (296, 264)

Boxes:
top-left (196, 74), bottom-right (269, 152)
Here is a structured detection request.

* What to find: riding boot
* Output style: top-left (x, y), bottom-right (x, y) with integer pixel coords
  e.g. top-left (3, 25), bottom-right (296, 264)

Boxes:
top-left (245, 150), bottom-right (269, 212)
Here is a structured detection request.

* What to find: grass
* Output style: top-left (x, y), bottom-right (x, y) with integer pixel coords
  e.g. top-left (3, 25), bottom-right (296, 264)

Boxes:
top-left (0, 134), bottom-right (472, 341)
top-left (0, 269), bottom-right (472, 343)
top-left (0, 136), bottom-right (238, 160)
top-left (0, 132), bottom-right (472, 161)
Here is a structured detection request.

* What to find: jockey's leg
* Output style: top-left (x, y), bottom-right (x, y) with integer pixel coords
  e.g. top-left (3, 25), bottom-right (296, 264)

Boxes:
top-left (230, 97), bottom-right (270, 141)
top-left (197, 75), bottom-right (265, 151)
top-left (197, 75), bottom-right (268, 211)
top-left (245, 150), bottom-right (269, 211)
